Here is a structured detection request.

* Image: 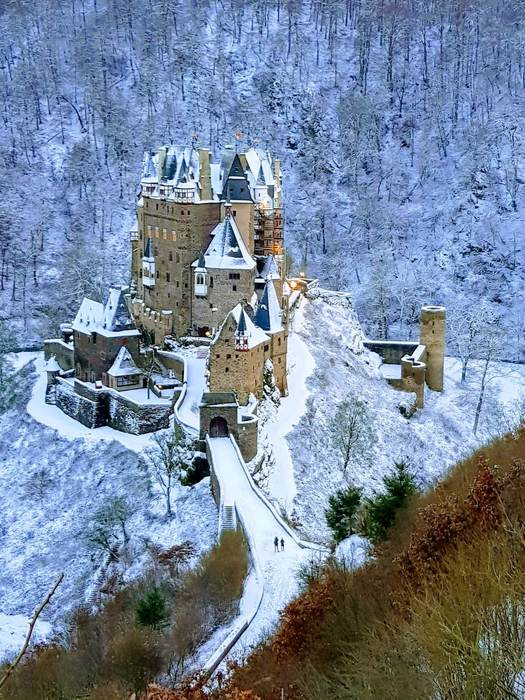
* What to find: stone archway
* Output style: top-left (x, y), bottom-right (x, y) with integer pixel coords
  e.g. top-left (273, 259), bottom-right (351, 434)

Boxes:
top-left (209, 416), bottom-right (229, 437)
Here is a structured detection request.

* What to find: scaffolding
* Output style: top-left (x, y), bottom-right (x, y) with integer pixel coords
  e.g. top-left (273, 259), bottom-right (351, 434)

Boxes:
top-left (254, 205), bottom-right (283, 257)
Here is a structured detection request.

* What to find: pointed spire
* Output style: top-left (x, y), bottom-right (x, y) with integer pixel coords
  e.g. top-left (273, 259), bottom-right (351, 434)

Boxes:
top-left (144, 237), bottom-right (153, 259)
top-left (255, 278), bottom-right (282, 332)
top-left (197, 251), bottom-right (206, 269)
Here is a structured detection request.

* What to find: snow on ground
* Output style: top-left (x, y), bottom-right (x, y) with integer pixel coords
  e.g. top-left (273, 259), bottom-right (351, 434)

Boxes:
top-left (279, 289), bottom-right (525, 542)
top-left (176, 351), bottom-right (207, 432)
top-left (0, 357), bottom-right (217, 661)
top-left (206, 437), bottom-right (311, 663)
top-left (265, 299), bottom-right (316, 511)
top-left (0, 613), bottom-right (52, 663)
top-left (27, 355), bottom-right (156, 450)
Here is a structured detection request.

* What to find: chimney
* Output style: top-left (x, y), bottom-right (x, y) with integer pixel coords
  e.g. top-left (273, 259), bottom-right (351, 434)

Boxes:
top-left (198, 148), bottom-right (212, 200)
top-left (156, 147), bottom-right (167, 182)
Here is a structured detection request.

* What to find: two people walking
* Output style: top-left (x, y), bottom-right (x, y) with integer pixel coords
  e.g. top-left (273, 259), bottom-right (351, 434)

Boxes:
top-left (273, 536), bottom-right (285, 552)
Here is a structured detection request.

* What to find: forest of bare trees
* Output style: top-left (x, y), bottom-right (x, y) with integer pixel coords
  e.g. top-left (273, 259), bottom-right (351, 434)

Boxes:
top-left (0, 0), bottom-right (524, 359)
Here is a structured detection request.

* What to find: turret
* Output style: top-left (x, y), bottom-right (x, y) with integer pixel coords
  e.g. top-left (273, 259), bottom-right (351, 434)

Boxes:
top-left (142, 237), bottom-right (155, 288)
top-left (420, 305), bottom-right (446, 392)
top-left (194, 252), bottom-right (207, 296)
top-left (235, 307), bottom-right (249, 352)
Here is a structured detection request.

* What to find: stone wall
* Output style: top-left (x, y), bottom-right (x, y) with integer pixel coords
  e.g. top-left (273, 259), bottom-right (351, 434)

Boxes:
top-left (363, 340), bottom-right (419, 364)
top-left (191, 267), bottom-right (255, 335)
top-left (135, 197), bottom-right (221, 338)
top-left (44, 339), bottom-right (74, 371)
top-left (200, 392), bottom-right (258, 463)
top-left (53, 378), bottom-right (172, 434)
top-left (236, 414), bottom-right (258, 462)
top-left (74, 332), bottom-right (139, 384)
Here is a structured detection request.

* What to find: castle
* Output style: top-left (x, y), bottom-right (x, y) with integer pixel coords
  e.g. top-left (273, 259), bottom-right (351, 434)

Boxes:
top-left (43, 144), bottom-right (289, 441)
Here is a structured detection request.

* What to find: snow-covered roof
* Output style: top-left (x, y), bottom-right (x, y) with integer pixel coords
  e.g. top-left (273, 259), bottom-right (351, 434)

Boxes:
top-left (259, 255), bottom-right (280, 280)
top-left (44, 355), bottom-right (61, 373)
top-left (254, 279), bottom-right (283, 333)
top-left (107, 347), bottom-right (142, 377)
top-left (244, 148), bottom-right (275, 188)
top-left (72, 287), bottom-right (140, 338)
top-left (192, 214), bottom-right (255, 271)
top-left (223, 303), bottom-right (269, 349)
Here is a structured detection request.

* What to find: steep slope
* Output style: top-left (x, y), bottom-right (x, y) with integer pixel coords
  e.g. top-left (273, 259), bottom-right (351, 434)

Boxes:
top-left (0, 357), bottom-right (216, 660)
top-left (272, 289), bottom-right (524, 541)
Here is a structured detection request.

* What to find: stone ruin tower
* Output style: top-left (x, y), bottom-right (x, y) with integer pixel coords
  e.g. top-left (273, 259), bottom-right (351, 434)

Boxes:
top-left (420, 305), bottom-right (446, 392)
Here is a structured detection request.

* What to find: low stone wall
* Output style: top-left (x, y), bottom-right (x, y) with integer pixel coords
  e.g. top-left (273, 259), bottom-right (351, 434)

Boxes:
top-left (364, 340), bottom-right (419, 365)
top-left (52, 378), bottom-right (172, 434)
top-left (237, 415), bottom-right (258, 462)
top-left (156, 350), bottom-right (185, 381)
top-left (44, 339), bottom-right (74, 371)
top-left (55, 379), bottom-right (104, 428)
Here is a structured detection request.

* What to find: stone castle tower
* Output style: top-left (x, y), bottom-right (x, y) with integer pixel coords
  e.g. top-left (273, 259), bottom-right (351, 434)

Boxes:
top-left (130, 144), bottom-right (283, 343)
top-left (420, 305), bottom-right (446, 392)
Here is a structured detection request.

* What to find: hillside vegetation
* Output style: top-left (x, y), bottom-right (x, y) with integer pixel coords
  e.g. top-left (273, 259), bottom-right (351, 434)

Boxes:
top-left (0, 0), bottom-right (524, 356)
top-left (220, 429), bottom-right (525, 699)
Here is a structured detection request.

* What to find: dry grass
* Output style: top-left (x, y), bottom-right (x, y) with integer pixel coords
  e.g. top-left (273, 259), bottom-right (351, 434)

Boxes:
top-left (222, 429), bottom-right (525, 700)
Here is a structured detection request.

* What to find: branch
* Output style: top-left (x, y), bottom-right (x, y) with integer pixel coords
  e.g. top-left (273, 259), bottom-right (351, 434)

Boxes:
top-left (0, 573), bottom-right (64, 692)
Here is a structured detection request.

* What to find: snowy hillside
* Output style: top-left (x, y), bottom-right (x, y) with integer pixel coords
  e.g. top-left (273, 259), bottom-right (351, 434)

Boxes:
top-left (0, 356), bottom-right (217, 661)
top-left (273, 290), bottom-right (525, 541)
top-left (0, 0), bottom-right (524, 361)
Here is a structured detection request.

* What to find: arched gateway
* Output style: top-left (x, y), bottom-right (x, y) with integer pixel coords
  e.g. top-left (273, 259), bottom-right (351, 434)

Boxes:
top-left (209, 416), bottom-right (229, 437)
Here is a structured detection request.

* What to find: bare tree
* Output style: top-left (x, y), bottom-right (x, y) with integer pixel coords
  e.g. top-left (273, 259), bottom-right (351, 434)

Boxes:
top-left (142, 423), bottom-right (188, 518)
top-left (330, 395), bottom-right (376, 474)
top-left (0, 573), bottom-right (64, 692)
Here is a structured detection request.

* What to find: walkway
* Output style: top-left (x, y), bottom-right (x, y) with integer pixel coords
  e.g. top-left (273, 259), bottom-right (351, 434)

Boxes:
top-left (175, 352), bottom-right (207, 432)
top-left (206, 436), bottom-right (313, 660)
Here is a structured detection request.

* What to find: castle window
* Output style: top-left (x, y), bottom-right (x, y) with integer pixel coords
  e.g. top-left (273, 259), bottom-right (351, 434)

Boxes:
top-left (166, 273), bottom-right (170, 282)
top-left (155, 203), bottom-right (158, 210)
top-left (117, 375), bottom-right (137, 387)
top-left (264, 344), bottom-right (269, 352)
top-left (196, 274), bottom-right (205, 286)
top-left (210, 277), bottom-right (214, 288)
top-left (187, 210), bottom-right (190, 215)
top-left (232, 285), bottom-right (237, 291)
top-left (225, 367), bottom-right (229, 373)
top-left (176, 253), bottom-right (180, 263)
top-left (229, 273), bottom-right (240, 280)
top-left (177, 281), bottom-right (179, 288)
top-left (169, 252), bottom-right (173, 261)
top-left (232, 210), bottom-right (237, 217)
top-left (92, 333), bottom-right (97, 345)
top-left (181, 209), bottom-right (184, 215)
top-left (216, 354), bottom-right (220, 359)
top-left (139, 269), bottom-right (142, 277)
top-left (278, 337), bottom-right (281, 346)
top-left (156, 270), bottom-right (160, 278)
top-left (154, 246), bottom-right (158, 256)
top-left (227, 354), bottom-right (231, 359)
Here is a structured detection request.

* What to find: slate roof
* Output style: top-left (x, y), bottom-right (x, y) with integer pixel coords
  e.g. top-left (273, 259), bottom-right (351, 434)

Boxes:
top-left (254, 279), bottom-right (283, 333)
top-left (73, 287), bottom-right (140, 338)
top-left (107, 347), bottom-right (142, 377)
top-left (192, 214), bottom-right (255, 271)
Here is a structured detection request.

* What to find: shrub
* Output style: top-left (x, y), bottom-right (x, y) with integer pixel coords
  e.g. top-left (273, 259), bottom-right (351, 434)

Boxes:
top-left (325, 485), bottom-right (362, 543)
top-left (136, 587), bottom-right (169, 628)
top-left (360, 461), bottom-right (417, 544)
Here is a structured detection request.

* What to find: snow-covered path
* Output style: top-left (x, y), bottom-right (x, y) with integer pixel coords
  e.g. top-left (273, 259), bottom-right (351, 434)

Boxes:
top-left (175, 353), bottom-right (207, 432)
top-left (267, 300), bottom-right (315, 510)
top-left (207, 436), bottom-right (311, 659)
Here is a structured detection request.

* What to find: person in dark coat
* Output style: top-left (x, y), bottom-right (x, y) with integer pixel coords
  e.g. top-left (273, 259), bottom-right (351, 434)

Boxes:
top-left (274, 536), bottom-right (279, 552)
top-left (280, 538), bottom-right (285, 551)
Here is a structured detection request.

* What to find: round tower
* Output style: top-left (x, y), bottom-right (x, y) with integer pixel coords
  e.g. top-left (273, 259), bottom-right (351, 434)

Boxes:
top-left (420, 305), bottom-right (446, 392)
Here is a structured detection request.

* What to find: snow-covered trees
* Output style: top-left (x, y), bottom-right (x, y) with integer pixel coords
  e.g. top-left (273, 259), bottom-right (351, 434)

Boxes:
top-left (0, 0), bottom-right (523, 356)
